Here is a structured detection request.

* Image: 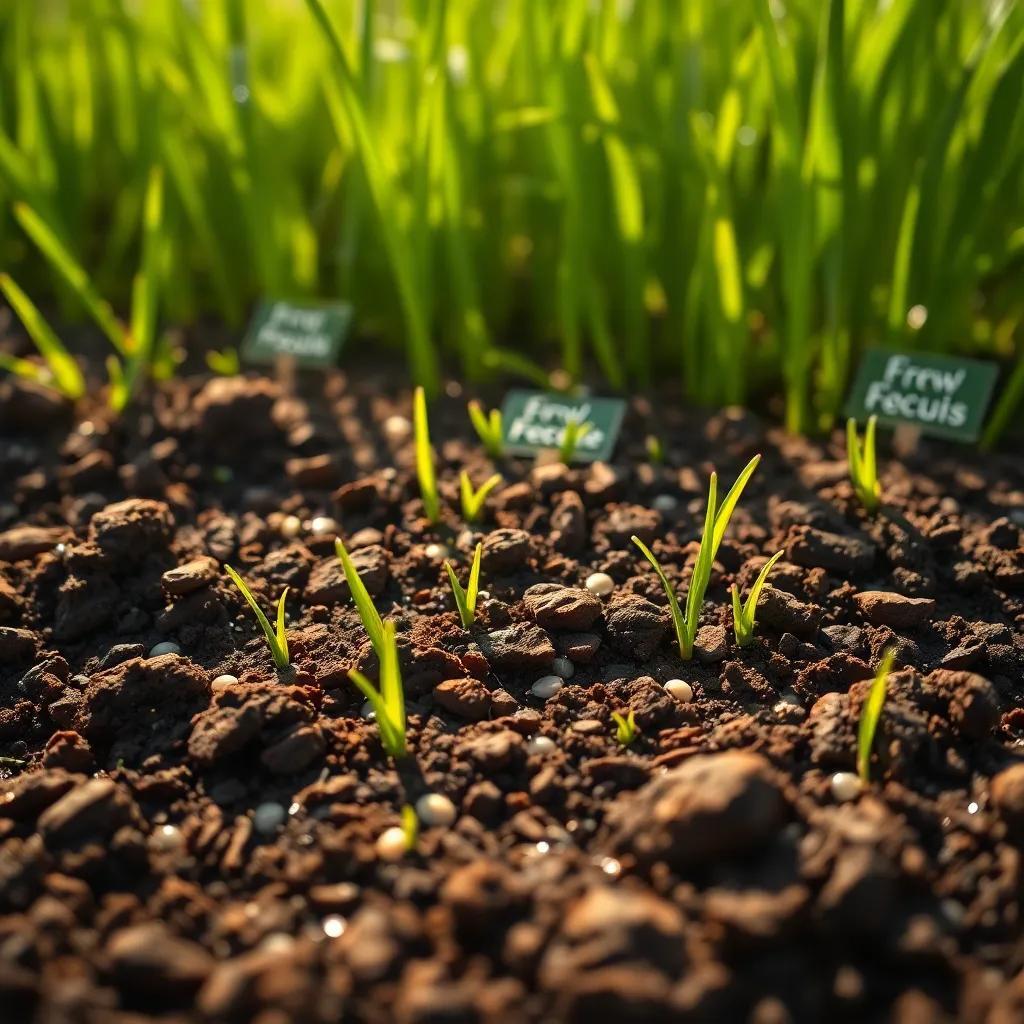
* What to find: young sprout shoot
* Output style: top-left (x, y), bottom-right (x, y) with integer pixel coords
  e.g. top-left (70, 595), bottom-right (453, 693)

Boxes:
top-left (857, 647), bottom-right (896, 783)
top-left (335, 538), bottom-right (385, 656)
top-left (348, 620), bottom-right (407, 759)
top-left (559, 418), bottom-right (592, 464)
top-left (224, 565), bottom-right (290, 670)
top-left (206, 348), bottom-right (240, 376)
top-left (414, 385), bottom-right (440, 524)
top-left (0, 274), bottom-right (85, 400)
top-left (460, 471), bottom-right (502, 523)
top-left (645, 434), bottom-right (664, 465)
top-left (611, 709), bottom-right (638, 747)
top-left (445, 542), bottom-right (483, 628)
top-left (731, 550), bottom-right (785, 647)
top-left (847, 415), bottom-right (881, 514)
top-left (401, 804), bottom-right (419, 852)
top-left (632, 454), bottom-right (761, 661)
top-left (468, 400), bottom-right (503, 459)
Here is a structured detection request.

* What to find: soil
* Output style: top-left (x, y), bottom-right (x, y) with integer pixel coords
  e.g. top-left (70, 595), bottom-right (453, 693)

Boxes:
top-left (1, 366), bottom-right (1023, 1024)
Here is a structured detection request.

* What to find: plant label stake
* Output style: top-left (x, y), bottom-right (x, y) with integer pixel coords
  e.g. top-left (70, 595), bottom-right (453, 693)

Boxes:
top-left (242, 300), bottom-right (353, 369)
top-left (845, 349), bottom-right (998, 444)
top-left (500, 389), bottom-right (626, 462)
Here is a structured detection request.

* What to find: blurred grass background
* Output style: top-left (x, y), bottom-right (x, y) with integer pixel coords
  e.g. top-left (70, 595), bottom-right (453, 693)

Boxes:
top-left (1, 0), bottom-right (1022, 435)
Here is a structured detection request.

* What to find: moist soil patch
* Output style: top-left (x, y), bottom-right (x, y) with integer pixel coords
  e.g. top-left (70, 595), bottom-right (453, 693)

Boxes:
top-left (1, 369), bottom-right (1023, 1023)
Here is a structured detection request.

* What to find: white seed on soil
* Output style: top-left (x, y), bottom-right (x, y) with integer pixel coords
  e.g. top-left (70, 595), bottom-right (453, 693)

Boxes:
top-left (653, 494), bottom-right (678, 512)
top-left (585, 572), bottom-right (615, 597)
top-left (280, 515), bottom-right (302, 539)
top-left (384, 415), bottom-right (412, 442)
top-left (259, 933), bottom-right (295, 953)
top-left (322, 915), bottom-right (346, 938)
top-left (310, 516), bottom-right (338, 537)
top-left (148, 641), bottom-right (181, 658)
top-left (211, 674), bottom-right (238, 689)
top-left (361, 701), bottom-right (376, 721)
top-left (664, 679), bottom-right (694, 703)
top-left (415, 793), bottom-right (457, 827)
top-left (599, 856), bottom-right (621, 877)
top-left (531, 675), bottom-right (563, 700)
top-left (151, 824), bottom-right (184, 852)
top-left (526, 735), bottom-right (556, 755)
top-left (830, 772), bottom-right (863, 803)
top-left (425, 543), bottom-right (449, 560)
top-left (551, 657), bottom-right (575, 679)
top-left (476, 590), bottom-right (490, 602)
top-left (376, 826), bottom-right (408, 861)
top-left (967, 801), bottom-right (979, 814)
top-left (254, 802), bottom-right (287, 835)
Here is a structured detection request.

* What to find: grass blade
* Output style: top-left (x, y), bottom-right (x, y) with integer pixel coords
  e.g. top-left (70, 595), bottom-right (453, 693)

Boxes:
top-left (335, 538), bottom-right (385, 654)
top-left (857, 647), bottom-right (896, 782)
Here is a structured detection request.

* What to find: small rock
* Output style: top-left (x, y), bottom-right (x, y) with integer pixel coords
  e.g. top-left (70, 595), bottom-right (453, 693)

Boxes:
top-left (37, 777), bottom-right (135, 845)
top-left (307, 545), bottom-right (388, 603)
top-left (0, 525), bottom-right (70, 561)
top-left (992, 764), bottom-right (1024, 831)
top-left (162, 556), bottom-right (218, 595)
top-left (523, 583), bottom-right (602, 631)
top-left (603, 593), bottom-right (669, 658)
top-left (531, 675), bottom-right (564, 700)
top-left (0, 626), bottom-right (37, 661)
top-left (433, 678), bottom-right (492, 721)
top-left (853, 591), bottom-right (936, 629)
top-left (194, 376), bottom-right (278, 440)
top-left (551, 656), bottom-right (575, 678)
top-left (107, 923), bottom-right (214, 995)
top-left (479, 624), bottom-right (555, 671)
top-left (599, 505), bottom-right (661, 547)
top-left (694, 624), bottom-right (727, 663)
top-left (253, 802), bottom-right (287, 835)
top-left (148, 641), bottom-right (181, 658)
top-left (188, 705), bottom-right (263, 766)
top-left (481, 528), bottom-right (532, 572)
top-left (757, 586), bottom-right (821, 638)
top-left (786, 527), bottom-right (875, 573)
top-left (285, 454), bottom-right (338, 488)
top-left (260, 723), bottom-right (325, 774)
top-left (551, 492), bottom-right (587, 554)
top-left (556, 633), bottom-right (602, 664)
top-left (89, 498), bottom-right (174, 562)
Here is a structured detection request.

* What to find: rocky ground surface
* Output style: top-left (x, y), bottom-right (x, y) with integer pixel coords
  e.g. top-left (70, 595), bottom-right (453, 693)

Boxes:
top-left (1, 369), bottom-right (1023, 1023)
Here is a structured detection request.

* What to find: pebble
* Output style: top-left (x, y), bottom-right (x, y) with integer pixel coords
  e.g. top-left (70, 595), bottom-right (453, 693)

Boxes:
top-left (211, 673), bottom-right (238, 688)
top-left (322, 915), bottom-right (347, 939)
top-left (652, 494), bottom-right (678, 512)
top-left (830, 772), bottom-right (863, 803)
top-left (148, 641), bottom-right (181, 658)
top-left (151, 824), bottom-right (184, 852)
top-left (425, 543), bottom-right (449, 560)
top-left (531, 675), bottom-right (564, 700)
top-left (526, 735), bottom-right (557, 755)
top-left (360, 701), bottom-right (376, 721)
top-left (309, 516), bottom-right (338, 537)
top-left (384, 415), bottom-right (412, 442)
top-left (585, 572), bottom-right (615, 597)
top-left (524, 582), bottom-right (602, 630)
top-left (551, 656), bottom-right (575, 679)
top-left (415, 793), bottom-right (457, 827)
top-left (664, 679), bottom-right (693, 703)
top-left (376, 826), bottom-right (409, 860)
top-left (853, 590), bottom-right (936, 629)
top-left (253, 802), bottom-right (287, 835)
top-left (280, 514), bottom-right (302, 539)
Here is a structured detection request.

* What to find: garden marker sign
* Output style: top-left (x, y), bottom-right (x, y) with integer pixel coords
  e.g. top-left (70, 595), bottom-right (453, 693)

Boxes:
top-left (845, 349), bottom-right (998, 442)
top-left (242, 300), bottom-right (352, 368)
top-left (500, 389), bottom-right (626, 462)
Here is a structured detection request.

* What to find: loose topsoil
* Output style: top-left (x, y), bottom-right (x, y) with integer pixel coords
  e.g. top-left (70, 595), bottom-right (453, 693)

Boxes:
top-left (1, 368), bottom-right (1023, 1024)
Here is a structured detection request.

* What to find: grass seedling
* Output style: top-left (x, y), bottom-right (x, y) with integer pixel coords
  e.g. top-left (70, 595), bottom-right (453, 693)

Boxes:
top-left (348, 619), bottom-right (407, 759)
top-left (559, 418), bottom-right (592, 464)
top-left (847, 415), bottom-right (881, 515)
top-left (0, 274), bottom-right (85, 400)
top-left (335, 538), bottom-right (385, 656)
top-left (414, 386), bottom-right (440, 524)
top-left (224, 565), bottom-right (289, 670)
top-left (460, 471), bottom-right (502, 524)
top-left (468, 400), bottom-right (503, 459)
top-left (206, 348), bottom-right (240, 376)
top-left (645, 434), bottom-right (665, 465)
top-left (731, 550), bottom-right (785, 647)
top-left (445, 542), bottom-right (482, 628)
top-left (401, 804), bottom-right (419, 851)
top-left (632, 454), bottom-right (761, 660)
top-left (611, 709), bottom-right (639, 748)
top-left (857, 647), bottom-right (896, 783)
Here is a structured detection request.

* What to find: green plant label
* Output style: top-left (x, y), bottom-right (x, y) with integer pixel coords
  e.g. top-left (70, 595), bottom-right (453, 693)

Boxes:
top-left (845, 349), bottom-right (998, 442)
top-left (241, 300), bottom-right (352, 368)
top-left (501, 389), bottom-right (626, 461)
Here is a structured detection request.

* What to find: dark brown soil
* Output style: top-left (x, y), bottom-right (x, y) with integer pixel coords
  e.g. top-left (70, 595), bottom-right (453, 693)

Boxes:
top-left (1, 368), bottom-right (1023, 1024)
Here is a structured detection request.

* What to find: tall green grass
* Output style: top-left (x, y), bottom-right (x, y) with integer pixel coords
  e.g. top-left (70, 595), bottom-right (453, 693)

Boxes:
top-left (0, 1), bottom-right (1021, 437)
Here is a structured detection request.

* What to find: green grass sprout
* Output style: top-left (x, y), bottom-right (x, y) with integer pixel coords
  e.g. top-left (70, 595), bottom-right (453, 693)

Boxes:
top-left (225, 565), bottom-right (290, 670)
top-left (857, 647), bottom-right (897, 783)
top-left (611, 709), bottom-right (639, 748)
top-left (0, 273), bottom-right (84, 399)
top-left (335, 538), bottom-right (385, 656)
top-left (460, 471), bottom-right (502, 524)
top-left (559, 418), bottom-right (592, 464)
top-left (206, 348), bottom-right (240, 376)
top-left (468, 400), bottom-right (503, 459)
top-left (445, 542), bottom-right (483, 628)
top-left (847, 415), bottom-right (881, 514)
top-left (731, 550), bottom-right (785, 647)
top-left (632, 454), bottom-right (761, 660)
top-left (401, 804), bottom-right (419, 851)
top-left (645, 434), bottom-right (665, 465)
top-left (348, 619), bottom-right (407, 759)
top-left (414, 385), bottom-right (440, 524)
